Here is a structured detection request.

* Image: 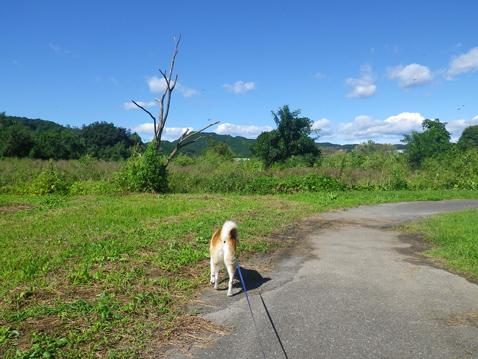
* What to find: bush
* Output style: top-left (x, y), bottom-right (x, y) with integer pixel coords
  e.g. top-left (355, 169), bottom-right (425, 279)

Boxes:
top-left (408, 148), bottom-right (478, 190)
top-left (26, 160), bottom-right (72, 195)
top-left (115, 143), bottom-right (169, 193)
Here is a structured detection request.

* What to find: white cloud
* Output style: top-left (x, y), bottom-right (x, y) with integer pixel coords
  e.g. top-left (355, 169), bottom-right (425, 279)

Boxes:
top-left (345, 65), bottom-right (377, 99)
top-left (222, 81), bottom-right (257, 95)
top-left (339, 112), bottom-right (425, 140)
top-left (49, 43), bottom-right (62, 53)
top-left (176, 84), bottom-right (200, 97)
top-left (387, 63), bottom-right (433, 88)
top-left (163, 127), bottom-right (194, 140)
top-left (129, 123), bottom-right (155, 136)
top-left (147, 76), bottom-right (199, 97)
top-left (49, 43), bottom-right (76, 57)
top-left (315, 72), bottom-right (325, 80)
top-left (445, 115), bottom-right (478, 140)
top-left (447, 47), bottom-right (478, 77)
top-left (129, 123), bottom-right (194, 141)
top-left (147, 77), bottom-right (168, 92)
top-left (214, 123), bottom-right (272, 138)
top-left (122, 101), bottom-right (156, 110)
top-left (312, 118), bottom-right (333, 137)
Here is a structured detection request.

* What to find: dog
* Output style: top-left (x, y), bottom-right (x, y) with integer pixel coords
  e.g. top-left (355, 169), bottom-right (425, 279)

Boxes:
top-left (209, 220), bottom-right (238, 296)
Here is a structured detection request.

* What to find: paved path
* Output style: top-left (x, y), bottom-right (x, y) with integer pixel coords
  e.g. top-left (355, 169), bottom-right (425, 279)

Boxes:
top-left (173, 200), bottom-right (478, 358)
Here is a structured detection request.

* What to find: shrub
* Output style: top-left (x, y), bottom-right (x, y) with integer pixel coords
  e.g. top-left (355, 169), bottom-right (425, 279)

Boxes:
top-left (115, 143), bottom-right (169, 193)
top-left (27, 160), bottom-right (72, 195)
top-left (408, 148), bottom-right (478, 190)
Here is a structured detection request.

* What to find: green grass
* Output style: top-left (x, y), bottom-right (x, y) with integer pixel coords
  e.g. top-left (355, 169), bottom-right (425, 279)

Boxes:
top-left (1, 190), bottom-right (478, 358)
top-left (403, 208), bottom-right (478, 280)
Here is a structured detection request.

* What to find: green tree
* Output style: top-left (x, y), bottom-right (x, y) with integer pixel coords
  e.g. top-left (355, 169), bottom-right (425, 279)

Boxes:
top-left (251, 105), bottom-right (320, 167)
top-left (457, 125), bottom-right (478, 149)
top-left (203, 138), bottom-right (235, 162)
top-left (401, 118), bottom-right (452, 166)
top-left (81, 121), bottom-right (137, 160)
top-left (0, 122), bottom-right (35, 158)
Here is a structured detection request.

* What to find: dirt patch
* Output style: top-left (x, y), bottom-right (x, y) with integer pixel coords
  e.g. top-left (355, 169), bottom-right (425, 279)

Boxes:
top-left (444, 312), bottom-right (478, 328)
top-left (146, 315), bottom-right (230, 358)
top-left (0, 205), bottom-right (34, 215)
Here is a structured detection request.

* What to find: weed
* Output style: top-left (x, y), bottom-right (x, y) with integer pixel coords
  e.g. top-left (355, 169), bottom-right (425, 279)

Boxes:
top-left (14, 333), bottom-right (67, 359)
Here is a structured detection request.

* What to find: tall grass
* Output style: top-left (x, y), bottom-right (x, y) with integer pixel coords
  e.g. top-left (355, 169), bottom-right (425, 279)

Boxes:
top-left (2, 148), bottom-right (478, 195)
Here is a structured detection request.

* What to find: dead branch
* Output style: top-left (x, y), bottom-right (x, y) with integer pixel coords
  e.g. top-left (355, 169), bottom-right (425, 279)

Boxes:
top-left (132, 100), bottom-right (156, 121)
top-left (164, 121), bottom-right (219, 168)
top-left (132, 35), bottom-right (181, 148)
top-left (155, 35), bottom-right (181, 149)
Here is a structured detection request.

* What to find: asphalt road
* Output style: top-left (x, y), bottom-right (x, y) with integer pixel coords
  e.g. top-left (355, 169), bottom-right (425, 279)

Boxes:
top-left (170, 200), bottom-right (478, 359)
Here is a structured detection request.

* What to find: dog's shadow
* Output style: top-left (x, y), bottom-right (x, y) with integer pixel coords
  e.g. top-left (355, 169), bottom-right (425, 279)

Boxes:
top-left (226, 266), bottom-right (270, 296)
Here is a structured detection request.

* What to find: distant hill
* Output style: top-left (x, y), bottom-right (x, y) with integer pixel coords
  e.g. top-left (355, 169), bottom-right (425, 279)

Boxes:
top-left (160, 132), bottom-right (255, 158)
top-left (0, 113), bottom-right (142, 160)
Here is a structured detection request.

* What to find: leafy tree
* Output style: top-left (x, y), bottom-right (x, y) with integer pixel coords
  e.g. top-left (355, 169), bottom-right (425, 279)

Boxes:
top-left (401, 118), bottom-right (452, 166)
top-left (203, 138), bottom-right (235, 162)
top-left (0, 125), bottom-right (35, 158)
top-left (251, 105), bottom-right (320, 167)
top-left (457, 125), bottom-right (478, 149)
top-left (31, 129), bottom-right (87, 160)
top-left (81, 121), bottom-right (136, 160)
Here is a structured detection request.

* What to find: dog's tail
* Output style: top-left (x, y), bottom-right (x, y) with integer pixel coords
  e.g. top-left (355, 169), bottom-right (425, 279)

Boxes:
top-left (221, 221), bottom-right (238, 242)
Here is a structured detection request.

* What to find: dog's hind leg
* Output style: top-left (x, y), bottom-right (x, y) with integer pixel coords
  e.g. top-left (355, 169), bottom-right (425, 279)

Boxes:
top-left (210, 258), bottom-right (215, 285)
top-left (210, 258), bottom-right (219, 289)
top-left (226, 263), bottom-right (236, 296)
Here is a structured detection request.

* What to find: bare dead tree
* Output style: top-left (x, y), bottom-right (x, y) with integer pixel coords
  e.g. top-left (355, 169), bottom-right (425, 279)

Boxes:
top-left (132, 35), bottom-right (219, 168)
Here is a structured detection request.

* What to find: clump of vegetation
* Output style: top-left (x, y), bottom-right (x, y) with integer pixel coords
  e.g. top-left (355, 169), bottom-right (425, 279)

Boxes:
top-left (115, 143), bottom-right (169, 193)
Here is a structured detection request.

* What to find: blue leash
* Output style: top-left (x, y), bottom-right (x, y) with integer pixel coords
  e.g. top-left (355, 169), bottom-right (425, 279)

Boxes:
top-left (236, 259), bottom-right (267, 359)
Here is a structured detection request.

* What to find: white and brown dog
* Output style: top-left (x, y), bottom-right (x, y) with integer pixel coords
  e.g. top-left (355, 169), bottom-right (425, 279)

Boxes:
top-left (209, 221), bottom-right (238, 296)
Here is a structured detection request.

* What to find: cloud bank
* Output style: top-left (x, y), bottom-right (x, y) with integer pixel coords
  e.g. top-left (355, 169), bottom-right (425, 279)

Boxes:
top-left (130, 112), bottom-right (477, 145)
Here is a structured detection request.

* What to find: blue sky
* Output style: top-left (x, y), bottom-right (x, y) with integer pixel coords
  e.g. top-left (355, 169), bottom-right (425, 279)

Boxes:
top-left (2, 0), bottom-right (478, 144)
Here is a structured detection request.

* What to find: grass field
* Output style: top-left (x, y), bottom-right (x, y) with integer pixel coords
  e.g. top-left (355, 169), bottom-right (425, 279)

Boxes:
top-left (403, 208), bottom-right (478, 281)
top-left (1, 190), bottom-right (478, 358)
